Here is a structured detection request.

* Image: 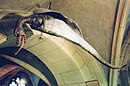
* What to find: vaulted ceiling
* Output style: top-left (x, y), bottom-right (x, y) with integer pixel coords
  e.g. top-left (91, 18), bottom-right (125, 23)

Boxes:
top-left (0, 0), bottom-right (130, 86)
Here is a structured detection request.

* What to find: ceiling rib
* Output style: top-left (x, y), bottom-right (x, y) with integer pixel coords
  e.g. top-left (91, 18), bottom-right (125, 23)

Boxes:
top-left (121, 31), bottom-right (130, 65)
top-left (109, 0), bottom-right (130, 86)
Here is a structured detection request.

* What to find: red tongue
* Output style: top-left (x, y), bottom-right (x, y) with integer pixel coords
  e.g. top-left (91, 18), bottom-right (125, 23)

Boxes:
top-left (15, 35), bottom-right (25, 55)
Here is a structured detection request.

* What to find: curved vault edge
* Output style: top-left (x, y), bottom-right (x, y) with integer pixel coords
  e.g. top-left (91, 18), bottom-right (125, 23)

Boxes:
top-left (0, 54), bottom-right (51, 86)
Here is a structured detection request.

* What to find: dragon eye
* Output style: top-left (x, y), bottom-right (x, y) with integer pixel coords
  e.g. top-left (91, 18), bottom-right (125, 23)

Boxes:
top-left (30, 15), bottom-right (44, 29)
